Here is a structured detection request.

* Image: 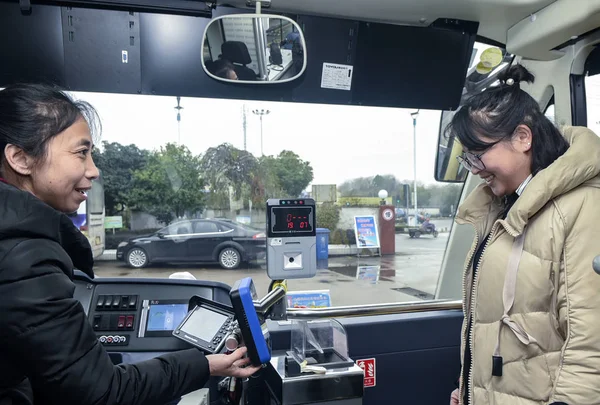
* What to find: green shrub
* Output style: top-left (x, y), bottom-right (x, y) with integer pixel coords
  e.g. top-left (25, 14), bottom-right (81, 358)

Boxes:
top-left (330, 229), bottom-right (345, 244)
top-left (329, 228), bottom-right (357, 245)
top-left (316, 202), bottom-right (340, 232)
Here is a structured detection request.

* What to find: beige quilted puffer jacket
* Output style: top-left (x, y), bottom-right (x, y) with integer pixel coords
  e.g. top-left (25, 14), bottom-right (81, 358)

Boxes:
top-left (455, 126), bottom-right (600, 405)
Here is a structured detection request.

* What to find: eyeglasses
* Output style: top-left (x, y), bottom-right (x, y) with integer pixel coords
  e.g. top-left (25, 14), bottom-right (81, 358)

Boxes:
top-left (456, 142), bottom-right (499, 172)
top-left (455, 128), bottom-right (519, 172)
top-left (456, 151), bottom-right (486, 172)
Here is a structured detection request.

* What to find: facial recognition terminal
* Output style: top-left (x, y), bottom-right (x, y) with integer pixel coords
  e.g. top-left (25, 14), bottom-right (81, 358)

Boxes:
top-left (266, 198), bottom-right (317, 280)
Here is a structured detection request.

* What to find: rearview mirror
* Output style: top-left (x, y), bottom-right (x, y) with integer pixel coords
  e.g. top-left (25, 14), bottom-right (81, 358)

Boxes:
top-left (201, 14), bottom-right (307, 84)
top-left (434, 110), bottom-right (469, 183)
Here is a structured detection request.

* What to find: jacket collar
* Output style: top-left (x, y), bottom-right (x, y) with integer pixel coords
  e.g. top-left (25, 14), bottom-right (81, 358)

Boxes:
top-left (456, 126), bottom-right (600, 235)
top-left (515, 174), bottom-right (532, 196)
top-left (0, 181), bottom-right (94, 278)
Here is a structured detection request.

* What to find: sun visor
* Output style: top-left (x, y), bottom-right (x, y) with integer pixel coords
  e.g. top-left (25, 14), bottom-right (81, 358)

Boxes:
top-left (0, 3), bottom-right (477, 110)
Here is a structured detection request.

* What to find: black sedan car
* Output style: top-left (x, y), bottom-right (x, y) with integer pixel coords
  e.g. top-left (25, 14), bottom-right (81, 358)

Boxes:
top-left (116, 219), bottom-right (266, 269)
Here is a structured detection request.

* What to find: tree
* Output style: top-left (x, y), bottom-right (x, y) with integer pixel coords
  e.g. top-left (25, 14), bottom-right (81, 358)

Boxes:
top-left (437, 184), bottom-right (462, 216)
top-left (251, 156), bottom-right (285, 206)
top-left (94, 141), bottom-right (148, 215)
top-left (339, 175), bottom-right (400, 198)
top-left (129, 143), bottom-right (205, 224)
top-left (339, 176), bottom-right (375, 197)
top-left (339, 175), bottom-right (463, 212)
top-left (249, 152), bottom-right (314, 203)
top-left (270, 151), bottom-right (314, 197)
top-left (200, 143), bottom-right (258, 209)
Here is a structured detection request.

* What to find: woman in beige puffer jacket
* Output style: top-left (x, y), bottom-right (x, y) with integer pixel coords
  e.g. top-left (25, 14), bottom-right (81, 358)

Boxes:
top-left (448, 64), bottom-right (600, 405)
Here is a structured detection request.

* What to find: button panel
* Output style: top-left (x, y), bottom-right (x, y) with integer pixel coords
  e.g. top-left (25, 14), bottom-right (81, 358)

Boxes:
top-left (98, 334), bottom-right (130, 346)
top-left (92, 314), bottom-right (136, 331)
top-left (93, 294), bottom-right (138, 335)
top-left (96, 294), bottom-right (138, 311)
top-left (208, 316), bottom-right (235, 352)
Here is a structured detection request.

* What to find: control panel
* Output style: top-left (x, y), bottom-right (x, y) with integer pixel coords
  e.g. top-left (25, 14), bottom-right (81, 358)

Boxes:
top-left (74, 273), bottom-right (229, 353)
top-left (93, 294), bottom-right (138, 330)
top-left (92, 294), bottom-right (138, 347)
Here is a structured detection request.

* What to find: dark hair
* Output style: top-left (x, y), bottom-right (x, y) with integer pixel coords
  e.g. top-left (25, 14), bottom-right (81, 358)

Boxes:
top-left (445, 64), bottom-right (569, 176)
top-left (208, 58), bottom-right (237, 79)
top-left (0, 83), bottom-right (101, 172)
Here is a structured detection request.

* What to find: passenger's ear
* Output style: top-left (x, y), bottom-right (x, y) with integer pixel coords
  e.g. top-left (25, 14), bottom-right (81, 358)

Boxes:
top-left (3, 144), bottom-right (34, 176)
top-left (514, 124), bottom-right (533, 152)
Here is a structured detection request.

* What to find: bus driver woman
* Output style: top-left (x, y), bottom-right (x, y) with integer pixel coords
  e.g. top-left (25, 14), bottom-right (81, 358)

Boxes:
top-left (0, 83), bottom-right (260, 405)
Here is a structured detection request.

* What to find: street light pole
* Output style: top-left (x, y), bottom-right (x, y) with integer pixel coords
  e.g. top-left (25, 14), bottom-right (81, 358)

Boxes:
top-left (242, 104), bottom-right (247, 151)
top-left (252, 109), bottom-right (270, 156)
top-left (174, 96), bottom-right (183, 144)
top-left (411, 110), bottom-right (419, 225)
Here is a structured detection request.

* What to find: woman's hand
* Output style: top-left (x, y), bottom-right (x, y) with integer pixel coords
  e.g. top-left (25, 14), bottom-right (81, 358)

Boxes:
top-left (450, 388), bottom-right (460, 405)
top-left (206, 347), bottom-right (262, 378)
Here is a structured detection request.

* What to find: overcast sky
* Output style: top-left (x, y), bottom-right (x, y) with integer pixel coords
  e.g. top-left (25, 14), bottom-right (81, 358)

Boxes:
top-left (72, 42), bottom-right (498, 189)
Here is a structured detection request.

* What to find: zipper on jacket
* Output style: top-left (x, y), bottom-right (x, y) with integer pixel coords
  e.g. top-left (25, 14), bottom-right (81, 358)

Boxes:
top-left (465, 222), bottom-right (500, 405)
top-left (458, 224), bottom-right (484, 405)
top-left (458, 233), bottom-right (478, 405)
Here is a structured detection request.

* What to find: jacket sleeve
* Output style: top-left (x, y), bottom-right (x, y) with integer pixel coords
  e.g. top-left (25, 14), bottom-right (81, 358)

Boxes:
top-left (549, 200), bottom-right (600, 405)
top-left (0, 239), bottom-right (210, 405)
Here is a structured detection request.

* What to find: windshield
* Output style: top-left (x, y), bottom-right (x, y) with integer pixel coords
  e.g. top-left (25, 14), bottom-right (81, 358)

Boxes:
top-left (82, 41), bottom-right (498, 308)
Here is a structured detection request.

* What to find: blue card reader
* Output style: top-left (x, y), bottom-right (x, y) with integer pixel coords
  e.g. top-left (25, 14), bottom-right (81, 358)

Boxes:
top-left (230, 277), bottom-right (271, 365)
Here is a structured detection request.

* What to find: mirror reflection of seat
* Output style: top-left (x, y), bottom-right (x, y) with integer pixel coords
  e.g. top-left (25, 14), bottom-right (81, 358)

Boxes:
top-left (220, 41), bottom-right (258, 80)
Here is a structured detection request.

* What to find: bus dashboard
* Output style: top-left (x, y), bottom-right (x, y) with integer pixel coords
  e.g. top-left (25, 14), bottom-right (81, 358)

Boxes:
top-left (73, 271), bottom-right (232, 354)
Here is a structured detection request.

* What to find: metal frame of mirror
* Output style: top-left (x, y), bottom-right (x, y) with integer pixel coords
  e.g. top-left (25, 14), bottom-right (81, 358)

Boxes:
top-left (201, 1), bottom-right (307, 84)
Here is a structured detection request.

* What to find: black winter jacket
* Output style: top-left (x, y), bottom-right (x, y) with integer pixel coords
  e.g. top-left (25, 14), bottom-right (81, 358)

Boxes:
top-left (0, 181), bottom-right (210, 404)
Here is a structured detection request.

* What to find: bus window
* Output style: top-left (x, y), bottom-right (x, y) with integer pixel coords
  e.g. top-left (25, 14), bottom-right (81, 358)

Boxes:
top-left (584, 44), bottom-right (600, 134)
top-left (544, 93), bottom-right (555, 125)
top-left (586, 74), bottom-right (600, 136)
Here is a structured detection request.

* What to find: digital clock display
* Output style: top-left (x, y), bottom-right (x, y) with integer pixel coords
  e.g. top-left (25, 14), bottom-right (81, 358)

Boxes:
top-left (271, 206), bottom-right (313, 233)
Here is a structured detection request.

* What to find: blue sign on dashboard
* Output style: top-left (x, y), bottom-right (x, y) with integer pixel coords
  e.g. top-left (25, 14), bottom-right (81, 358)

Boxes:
top-left (286, 290), bottom-right (332, 308)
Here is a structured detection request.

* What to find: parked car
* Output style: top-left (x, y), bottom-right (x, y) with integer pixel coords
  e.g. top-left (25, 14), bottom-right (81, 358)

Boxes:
top-left (116, 219), bottom-right (266, 269)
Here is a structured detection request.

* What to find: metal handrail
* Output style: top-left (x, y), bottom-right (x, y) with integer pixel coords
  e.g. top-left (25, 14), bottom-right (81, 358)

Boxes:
top-left (286, 299), bottom-right (462, 319)
top-left (254, 286), bottom-right (287, 314)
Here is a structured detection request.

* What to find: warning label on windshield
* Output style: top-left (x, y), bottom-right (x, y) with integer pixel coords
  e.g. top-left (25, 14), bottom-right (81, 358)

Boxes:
top-left (321, 62), bottom-right (353, 91)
